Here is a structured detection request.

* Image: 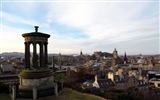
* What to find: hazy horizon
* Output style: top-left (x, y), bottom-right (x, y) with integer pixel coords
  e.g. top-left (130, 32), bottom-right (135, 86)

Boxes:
top-left (0, 51), bottom-right (159, 56)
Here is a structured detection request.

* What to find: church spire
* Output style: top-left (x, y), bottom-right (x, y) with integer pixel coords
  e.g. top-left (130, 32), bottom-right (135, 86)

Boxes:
top-left (124, 52), bottom-right (127, 58)
top-left (124, 51), bottom-right (128, 64)
top-left (80, 49), bottom-right (83, 56)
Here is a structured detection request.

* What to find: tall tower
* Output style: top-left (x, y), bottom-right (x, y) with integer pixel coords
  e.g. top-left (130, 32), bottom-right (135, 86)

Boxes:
top-left (80, 49), bottom-right (83, 56)
top-left (80, 49), bottom-right (84, 61)
top-left (52, 56), bottom-right (55, 72)
top-left (58, 53), bottom-right (62, 70)
top-left (124, 52), bottom-right (128, 64)
top-left (113, 48), bottom-right (118, 59)
top-left (111, 48), bottom-right (118, 67)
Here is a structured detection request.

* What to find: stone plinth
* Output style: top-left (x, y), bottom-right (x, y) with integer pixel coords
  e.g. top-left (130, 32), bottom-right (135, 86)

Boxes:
top-left (19, 69), bottom-right (53, 87)
top-left (16, 69), bottom-right (57, 99)
top-left (20, 76), bottom-right (53, 87)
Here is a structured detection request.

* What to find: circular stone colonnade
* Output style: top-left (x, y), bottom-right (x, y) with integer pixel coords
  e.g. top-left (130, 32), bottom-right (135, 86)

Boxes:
top-left (22, 26), bottom-right (49, 70)
top-left (12, 26), bottom-right (58, 100)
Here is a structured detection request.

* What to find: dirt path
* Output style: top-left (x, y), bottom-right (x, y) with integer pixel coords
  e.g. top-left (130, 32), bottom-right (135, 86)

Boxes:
top-left (54, 90), bottom-right (68, 100)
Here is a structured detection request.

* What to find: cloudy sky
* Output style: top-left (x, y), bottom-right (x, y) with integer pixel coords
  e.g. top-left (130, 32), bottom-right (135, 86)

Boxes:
top-left (0, 0), bottom-right (159, 55)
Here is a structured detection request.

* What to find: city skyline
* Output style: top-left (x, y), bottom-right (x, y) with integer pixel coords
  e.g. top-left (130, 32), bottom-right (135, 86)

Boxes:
top-left (0, 0), bottom-right (159, 55)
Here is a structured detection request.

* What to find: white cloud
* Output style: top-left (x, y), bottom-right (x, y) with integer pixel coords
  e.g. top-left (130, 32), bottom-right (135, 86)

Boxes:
top-left (46, 2), bottom-right (159, 54)
top-left (1, 1), bottom-right (159, 55)
top-left (1, 25), bottom-right (28, 53)
top-left (2, 12), bottom-right (39, 26)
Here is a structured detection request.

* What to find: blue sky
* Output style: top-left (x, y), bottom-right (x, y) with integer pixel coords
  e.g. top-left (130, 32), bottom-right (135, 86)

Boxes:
top-left (0, 0), bottom-right (159, 55)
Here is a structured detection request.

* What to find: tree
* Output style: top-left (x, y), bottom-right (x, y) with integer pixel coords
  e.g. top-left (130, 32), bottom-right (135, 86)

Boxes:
top-left (54, 73), bottom-right (66, 82)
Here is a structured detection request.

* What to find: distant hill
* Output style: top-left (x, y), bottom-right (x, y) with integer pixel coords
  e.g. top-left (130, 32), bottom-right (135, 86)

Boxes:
top-left (0, 52), bottom-right (24, 58)
top-left (0, 52), bottom-right (63, 58)
top-left (0, 51), bottom-right (112, 58)
top-left (48, 53), bottom-right (59, 57)
top-left (48, 53), bottom-right (80, 57)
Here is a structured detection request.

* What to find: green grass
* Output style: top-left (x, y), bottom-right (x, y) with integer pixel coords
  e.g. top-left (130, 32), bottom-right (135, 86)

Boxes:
top-left (39, 88), bottom-right (107, 100)
top-left (65, 88), bottom-right (107, 100)
top-left (0, 88), bottom-right (107, 100)
top-left (0, 93), bottom-right (11, 100)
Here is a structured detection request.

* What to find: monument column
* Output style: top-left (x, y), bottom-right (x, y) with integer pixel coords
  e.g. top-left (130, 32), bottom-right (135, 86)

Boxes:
top-left (44, 42), bottom-right (48, 68)
top-left (40, 42), bottom-right (44, 68)
top-left (25, 42), bottom-right (30, 69)
top-left (33, 42), bottom-right (37, 68)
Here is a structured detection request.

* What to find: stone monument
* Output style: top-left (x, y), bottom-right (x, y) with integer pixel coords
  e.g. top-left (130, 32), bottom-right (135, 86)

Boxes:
top-left (12, 26), bottom-right (58, 100)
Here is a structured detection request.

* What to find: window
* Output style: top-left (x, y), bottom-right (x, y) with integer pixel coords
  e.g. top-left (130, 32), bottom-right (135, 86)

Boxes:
top-left (143, 81), bottom-right (146, 84)
top-left (158, 83), bottom-right (160, 87)
top-left (150, 83), bottom-right (154, 86)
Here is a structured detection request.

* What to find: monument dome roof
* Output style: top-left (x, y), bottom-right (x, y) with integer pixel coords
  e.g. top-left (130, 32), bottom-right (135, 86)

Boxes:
top-left (22, 26), bottom-right (50, 38)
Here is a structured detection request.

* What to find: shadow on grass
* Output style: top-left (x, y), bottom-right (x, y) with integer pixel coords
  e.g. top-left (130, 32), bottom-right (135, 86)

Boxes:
top-left (0, 93), bottom-right (11, 100)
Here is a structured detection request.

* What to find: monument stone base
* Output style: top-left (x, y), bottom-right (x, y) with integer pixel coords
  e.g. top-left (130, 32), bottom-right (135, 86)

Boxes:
top-left (12, 69), bottom-right (58, 100)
